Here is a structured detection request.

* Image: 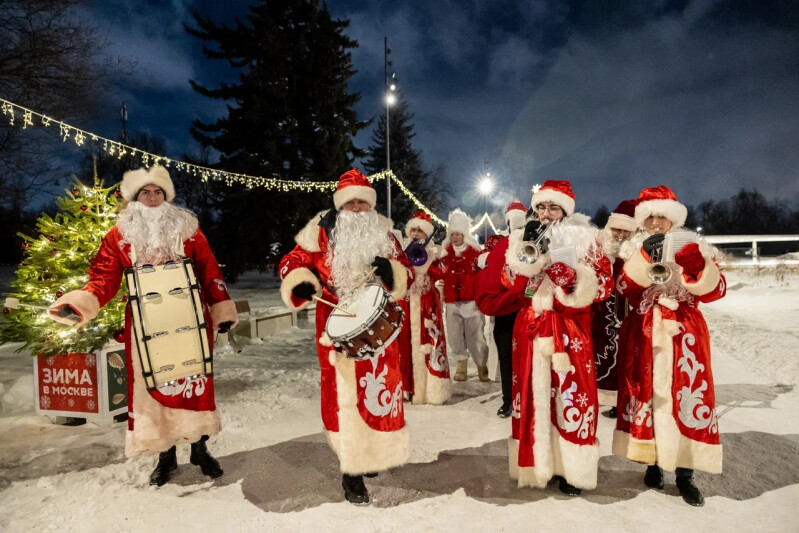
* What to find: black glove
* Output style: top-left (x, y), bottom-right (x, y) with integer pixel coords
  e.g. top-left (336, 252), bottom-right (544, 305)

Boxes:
top-left (642, 233), bottom-right (666, 257)
top-left (522, 220), bottom-right (549, 254)
top-left (218, 321), bottom-right (234, 334)
top-left (371, 256), bottom-right (394, 291)
top-left (291, 281), bottom-right (316, 302)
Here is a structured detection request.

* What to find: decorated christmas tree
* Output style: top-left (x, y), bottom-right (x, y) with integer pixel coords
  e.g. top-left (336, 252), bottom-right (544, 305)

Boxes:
top-left (0, 170), bottom-right (126, 356)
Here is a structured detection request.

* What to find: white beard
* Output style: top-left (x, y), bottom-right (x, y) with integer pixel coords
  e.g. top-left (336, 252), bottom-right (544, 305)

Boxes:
top-left (327, 210), bottom-right (395, 302)
top-left (597, 228), bottom-right (624, 260)
top-left (116, 202), bottom-right (199, 265)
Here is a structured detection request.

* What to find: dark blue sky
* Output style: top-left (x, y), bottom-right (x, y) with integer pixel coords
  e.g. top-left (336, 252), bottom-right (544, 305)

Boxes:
top-left (80, 0), bottom-right (799, 219)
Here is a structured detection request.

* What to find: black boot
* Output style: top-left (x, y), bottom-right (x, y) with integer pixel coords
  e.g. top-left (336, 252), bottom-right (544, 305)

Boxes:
top-left (676, 468), bottom-right (704, 506)
top-left (342, 474), bottom-right (370, 505)
top-left (190, 435), bottom-right (223, 479)
top-left (644, 464), bottom-right (664, 490)
top-left (496, 403), bottom-right (511, 418)
top-left (602, 406), bottom-right (617, 419)
top-left (149, 446), bottom-right (177, 487)
top-left (364, 472), bottom-right (379, 478)
top-left (557, 476), bottom-right (582, 496)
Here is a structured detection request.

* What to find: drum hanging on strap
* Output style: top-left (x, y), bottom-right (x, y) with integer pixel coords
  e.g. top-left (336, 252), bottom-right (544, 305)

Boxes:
top-left (326, 283), bottom-right (405, 360)
top-left (124, 257), bottom-right (212, 391)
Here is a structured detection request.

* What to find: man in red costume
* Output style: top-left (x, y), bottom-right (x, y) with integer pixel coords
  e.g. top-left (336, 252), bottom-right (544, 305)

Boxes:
top-left (477, 200), bottom-right (528, 417)
top-left (439, 208), bottom-right (489, 382)
top-left (278, 169), bottom-right (413, 505)
top-left (477, 180), bottom-right (613, 495)
top-left (401, 210), bottom-right (451, 405)
top-left (591, 199), bottom-right (637, 417)
top-left (613, 186), bottom-right (726, 507)
top-left (49, 166), bottom-right (238, 486)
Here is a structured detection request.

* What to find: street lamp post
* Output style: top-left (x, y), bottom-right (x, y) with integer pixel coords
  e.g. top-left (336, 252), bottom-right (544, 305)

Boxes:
top-left (478, 174), bottom-right (494, 242)
top-left (384, 37), bottom-right (397, 220)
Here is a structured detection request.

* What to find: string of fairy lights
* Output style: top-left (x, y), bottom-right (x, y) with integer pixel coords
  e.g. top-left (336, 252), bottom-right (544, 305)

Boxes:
top-left (0, 96), bottom-right (507, 234)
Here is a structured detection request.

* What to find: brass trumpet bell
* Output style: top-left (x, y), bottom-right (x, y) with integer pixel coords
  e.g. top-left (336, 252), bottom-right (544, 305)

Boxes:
top-left (518, 241), bottom-right (541, 264)
top-left (648, 262), bottom-right (672, 284)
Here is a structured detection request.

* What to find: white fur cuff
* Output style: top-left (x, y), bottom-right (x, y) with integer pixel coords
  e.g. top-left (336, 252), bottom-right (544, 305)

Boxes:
top-left (49, 290), bottom-right (100, 326)
top-left (505, 229), bottom-right (548, 278)
top-left (554, 263), bottom-right (599, 309)
top-left (681, 257), bottom-right (721, 297)
top-left (279, 267), bottom-right (320, 311)
top-left (552, 352), bottom-right (571, 372)
top-left (389, 259), bottom-right (409, 301)
top-left (623, 248), bottom-right (654, 289)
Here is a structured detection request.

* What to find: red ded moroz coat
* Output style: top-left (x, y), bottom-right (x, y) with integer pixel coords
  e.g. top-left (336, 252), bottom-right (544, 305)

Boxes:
top-left (278, 210), bottom-right (414, 475)
top-left (612, 232), bottom-right (726, 474)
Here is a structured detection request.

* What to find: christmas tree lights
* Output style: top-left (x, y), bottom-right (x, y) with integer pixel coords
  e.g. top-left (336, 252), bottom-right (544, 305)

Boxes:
top-left (0, 172), bottom-right (126, 356)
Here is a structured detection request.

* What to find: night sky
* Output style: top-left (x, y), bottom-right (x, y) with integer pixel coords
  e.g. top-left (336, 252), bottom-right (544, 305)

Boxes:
top-left (80, 0), bottom-right (799, 219)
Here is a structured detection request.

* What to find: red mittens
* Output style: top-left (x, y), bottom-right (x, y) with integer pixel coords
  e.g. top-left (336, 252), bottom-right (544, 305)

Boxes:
top-left (545, 262), bottom-right (576, 289)
top-left (675, 243), bottom-right (705, 278)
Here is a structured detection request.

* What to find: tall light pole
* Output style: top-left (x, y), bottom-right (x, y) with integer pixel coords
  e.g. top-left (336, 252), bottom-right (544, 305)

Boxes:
top-left (478, 172), bottom-right (494, 243)
top-left (384, 37), bottom-right (393, 219)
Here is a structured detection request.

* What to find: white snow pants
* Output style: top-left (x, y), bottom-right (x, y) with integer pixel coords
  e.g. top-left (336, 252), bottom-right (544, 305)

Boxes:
top-left (445, 301), bottom-right (488, 366)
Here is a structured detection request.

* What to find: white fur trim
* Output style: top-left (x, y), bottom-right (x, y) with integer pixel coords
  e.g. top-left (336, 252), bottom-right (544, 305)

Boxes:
top-left (209, 300), bottom-right (238, 330)
top-left (409, 291), bottom-right (452, 405)
top-left (612, 431), bottom-right (657, 465)
top-left (531, 189), bottom-right (575, 216)
top-left (649, 310), bottom-right (722, 473)
top-left (551, 435), bottom-right (599, 490)
top-left (505, 228), bottom-right (548, 278)
top-left (506, 210), bottom-right (527, 232)
top-left (441, 233), bottom-right (481, 252)
top-left (405, 217), bottom-right (434, 238)
top-left (516, 335), bottom-right (555, 488)
top-left (553, 263), bottom-right (599, 309)
top-left (681, 257), bottom-right (721, 297)
top-left (606, 212), bottom-right (636, 232)
top-left (120, 166), bottom-right (175, 202)
top-left (388, 259), bottom-right (409, 301)
top-left (333, 185), bottom-right (377, 210)
top-left (622, 248), bottom-right (654, 289)
top-left (279, 267), bottom-right (321, 311)
top-left (634, 199), bottom-right (687, 228)
top-left (125, 341), bottom-right (220, 457)
top-left (294, 211), bottom-right (325, 252)
top-left (329, 351), bottom-right (410, 474)
top-left (508, 437), bottom-right (520, 480)
top-left (552, 352), bottom-right (571, 372)
top-left (477, 252), bottom-right (489, 269)
top-left (531, 277), bottom-right (555, 313)
top-left (50, 290), bottom-right (100, 325)
top-left (319, 332), bottom-right (333, 347)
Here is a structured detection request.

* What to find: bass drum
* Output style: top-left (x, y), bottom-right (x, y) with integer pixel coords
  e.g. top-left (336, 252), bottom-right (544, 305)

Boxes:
top-left (325, 283), bottom-right (404, 360)
top-left (124, 258), bottom-right (212, 391)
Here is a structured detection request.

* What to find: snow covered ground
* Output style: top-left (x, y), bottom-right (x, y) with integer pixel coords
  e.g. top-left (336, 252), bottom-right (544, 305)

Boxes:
top-left (1, 268), bottom-right (798, 532)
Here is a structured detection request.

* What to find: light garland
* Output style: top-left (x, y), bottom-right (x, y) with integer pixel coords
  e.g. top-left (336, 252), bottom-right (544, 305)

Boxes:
top-left (0, 96), bottom-right (505, 234)
top-left (0, 96), bottom-right (393, 192)
top-left (469, 212), bottom-right (499, 234)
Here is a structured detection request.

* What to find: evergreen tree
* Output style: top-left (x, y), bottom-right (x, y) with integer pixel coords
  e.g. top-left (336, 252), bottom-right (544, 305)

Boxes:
top-left (364, 91), bottom-right (445, 226)
top-left (185, 0), bottom-right (368, 278)
top-left (0, 173), bottom-right (126, 357)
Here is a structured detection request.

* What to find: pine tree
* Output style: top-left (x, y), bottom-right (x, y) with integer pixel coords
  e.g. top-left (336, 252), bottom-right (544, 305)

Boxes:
top-left (364, 91), bottom-right (445, 227)
top-left (0, 173), bottom-right (126, 357)
top-left (185, 0), bottom-right (368, 278)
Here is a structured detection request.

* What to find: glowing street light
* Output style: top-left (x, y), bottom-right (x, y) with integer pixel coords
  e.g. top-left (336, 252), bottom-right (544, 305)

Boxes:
top-left (478, 176), bottom-right (494, 195)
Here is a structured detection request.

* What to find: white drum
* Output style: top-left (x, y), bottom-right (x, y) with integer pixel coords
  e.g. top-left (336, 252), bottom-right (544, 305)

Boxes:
top-left (124, 258), bottom-right (212, 391)
top-left (326, 283), bottom-right (404, 360)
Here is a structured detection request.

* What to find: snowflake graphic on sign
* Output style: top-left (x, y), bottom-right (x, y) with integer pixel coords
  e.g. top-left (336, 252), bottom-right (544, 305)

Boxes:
top-left (86, 400), bottom-right (96, 411)
top-left (41, 396), bottom-right (51, 409)
top-left (85, 354), bottom-right (96, 368)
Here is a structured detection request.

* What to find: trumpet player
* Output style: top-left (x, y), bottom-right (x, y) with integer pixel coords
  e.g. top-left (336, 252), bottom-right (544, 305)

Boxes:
top-left (278, 169), bottom-right (413, 505)
top-left (401, 211), bottom-right (452, 405)
top-left (591, 200), bottom-right (637, 418)
top-left (479, 180), bottom-right (613, 496)
top-left (613, 185), bottom-right (726, 506)
top-left (439, 209), bottom-right (490, 382)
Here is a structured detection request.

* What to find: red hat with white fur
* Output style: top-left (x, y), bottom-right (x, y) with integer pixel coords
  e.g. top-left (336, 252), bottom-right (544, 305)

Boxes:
top-left (606, 199), bottom-right (637, 232)
top-left (120, 166), bottom-right (175, 202)
top-left (505, 200), bottom-right (527, 231)
top-left (634, 185), bottom-right (687, 228)
top-left (531, 179), bottom-right (575, 216)
top-left (406, 210), bottom-right (434, 237)
top-left (333, 168), bottom-right (376, 210)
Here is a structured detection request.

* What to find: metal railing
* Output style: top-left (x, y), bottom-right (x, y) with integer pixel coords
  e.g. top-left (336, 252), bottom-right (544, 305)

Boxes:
top-left (704, 234), bottom-right (799, 265)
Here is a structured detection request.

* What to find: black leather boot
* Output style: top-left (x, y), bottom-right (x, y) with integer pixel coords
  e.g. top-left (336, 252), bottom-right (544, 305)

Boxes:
top-left (602, 406), bottom-right (617, 419)
top-left (557, 476), bottom-right (582, 496)
top-left (342, 474), bottom-right (370, 505)
top-left (676, 468), bottom-right (704, 506)
top-left (644, 464), bottom-right (664, 490)
top-left (149, 446), bottom-right (177, 487)
top-left (364, 472), bottom-right (379, 478)
top-left (190, 435), bottom-right (223, 479)
top-left (496, 403), bottom-right (511, 418)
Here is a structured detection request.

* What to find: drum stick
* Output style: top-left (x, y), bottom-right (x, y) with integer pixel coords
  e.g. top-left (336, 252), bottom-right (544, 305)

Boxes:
top-left (5, 297), bottom-right (52, 311)
top-left (354, 267), bottom-right (378, 291)
top-left (312, 295), bottom-right (356, 317)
